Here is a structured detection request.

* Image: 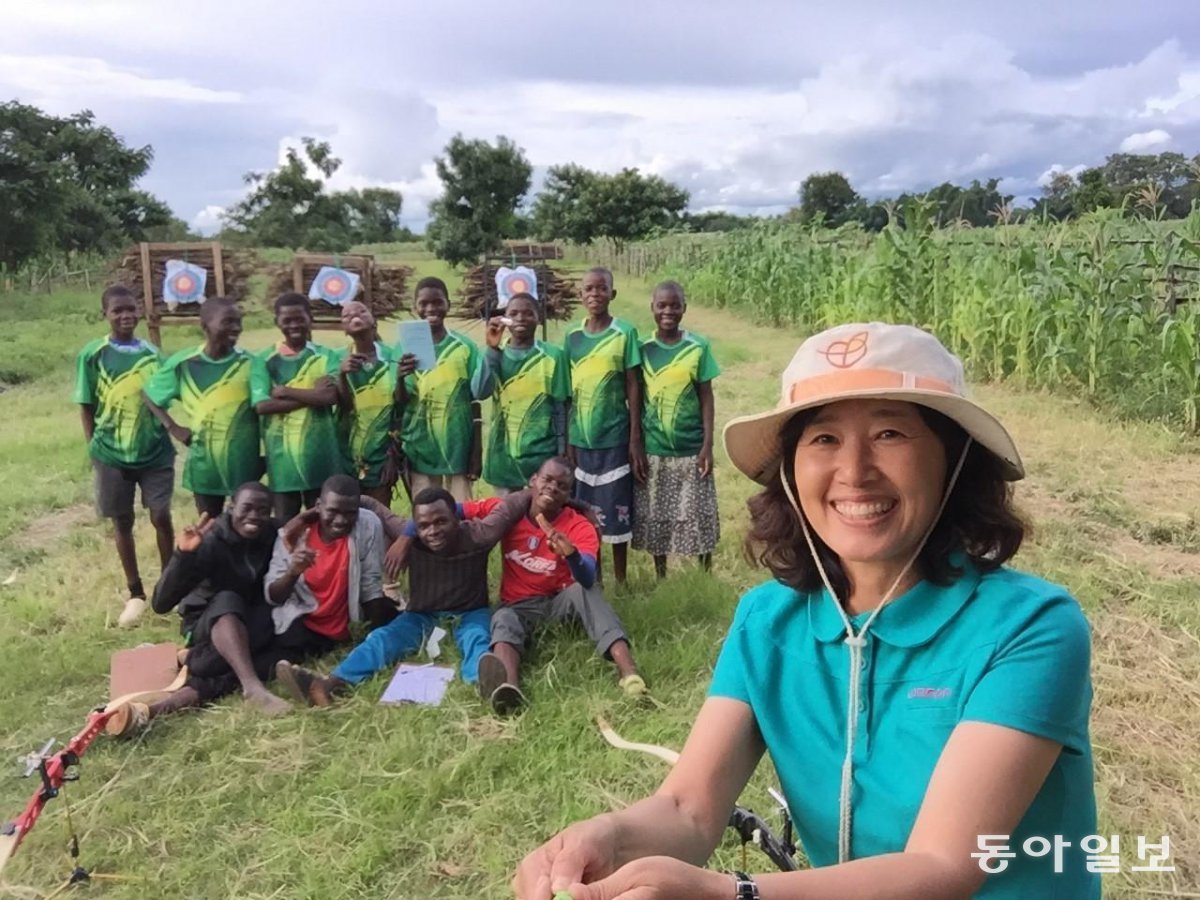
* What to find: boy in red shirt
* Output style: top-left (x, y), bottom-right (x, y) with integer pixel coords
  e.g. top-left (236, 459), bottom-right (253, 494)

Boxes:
top-left (466, 457), bottom-right (645, 714)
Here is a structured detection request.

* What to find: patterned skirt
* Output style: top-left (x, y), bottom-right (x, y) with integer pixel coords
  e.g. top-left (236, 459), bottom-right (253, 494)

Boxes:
top-left (632, 454), bottom-right (720, 556)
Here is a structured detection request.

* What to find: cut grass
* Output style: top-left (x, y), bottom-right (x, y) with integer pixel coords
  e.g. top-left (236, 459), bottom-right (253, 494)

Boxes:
top-left (0, 253), bottom-right (1197, 897)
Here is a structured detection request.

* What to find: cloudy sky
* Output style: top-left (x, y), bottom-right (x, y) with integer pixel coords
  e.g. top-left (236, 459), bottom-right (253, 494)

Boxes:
top-left (7, 1), bottom-right (1200, 232)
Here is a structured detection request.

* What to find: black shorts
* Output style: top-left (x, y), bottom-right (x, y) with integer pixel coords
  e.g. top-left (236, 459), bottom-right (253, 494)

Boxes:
top-left (183, 590), bottom-right (280, 701)
top-left (92, 460), bottom-right (174, 519)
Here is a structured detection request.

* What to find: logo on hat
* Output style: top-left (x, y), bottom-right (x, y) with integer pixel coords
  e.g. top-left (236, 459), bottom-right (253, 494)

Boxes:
top-left (819, 331), bottom-right (869, 369)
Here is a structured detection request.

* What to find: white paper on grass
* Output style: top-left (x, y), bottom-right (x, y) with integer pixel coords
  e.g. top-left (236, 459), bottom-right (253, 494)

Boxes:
top-left (379, 664), bottom-right (456, 706)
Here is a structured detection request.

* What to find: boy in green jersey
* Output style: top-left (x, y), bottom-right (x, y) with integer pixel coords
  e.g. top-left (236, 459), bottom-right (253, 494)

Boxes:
top-left (251, 293), bottom-right (342, 520)
top-left (633, 281), bottom-right (721, 577)
top-left (396, 277), bottom-right (494, 503)
top-left (74, 285), bottom-right (176, 626)
top-left (563, 267), bottom-right (644, 584)
top-left (483, 292), bottom-right (571, 493)
top-left (145, 297), bottom-right (264, 519)
top-left (333, 300), bottom-right (401, 506)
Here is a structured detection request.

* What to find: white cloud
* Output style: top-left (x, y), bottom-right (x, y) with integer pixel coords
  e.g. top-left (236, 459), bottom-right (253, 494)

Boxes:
top-left (5, 3), bottom-right (1200, 225)
top-left (191, 206), bottom-right (226, 235)
top-left (1038, 163), bottom-right (1088, 187)
top-left (0, 55), bottom-right (241, 108)
top-left (1119, 129), bottom-right (1172, 152)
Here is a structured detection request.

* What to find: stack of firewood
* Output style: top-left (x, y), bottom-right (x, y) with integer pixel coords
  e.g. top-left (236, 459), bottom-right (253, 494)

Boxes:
top-left (263, 259), bottom-right (414, 320)
top-left (108, 244), bottom-right (259, 317)
top-left (454, 263), bottom-right (579, 321)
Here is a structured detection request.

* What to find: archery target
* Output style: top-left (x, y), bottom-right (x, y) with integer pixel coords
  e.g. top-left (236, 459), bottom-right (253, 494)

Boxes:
top-left (309, 266), bottom-right (361, 305)
top-left (495, 266), bottom-right (538, 309)
top-left (163, 259), bottom-right (207, 306)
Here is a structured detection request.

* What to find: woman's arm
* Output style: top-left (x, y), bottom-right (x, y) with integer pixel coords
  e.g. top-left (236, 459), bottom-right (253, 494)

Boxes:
top-left (512, 697), bottom-right (764, 899)
top-left (566, 722), bottom-right (1064, 900)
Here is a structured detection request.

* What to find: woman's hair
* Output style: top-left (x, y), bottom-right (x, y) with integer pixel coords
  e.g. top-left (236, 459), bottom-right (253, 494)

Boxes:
top-left (744, 405), bottom-right (1027, 595)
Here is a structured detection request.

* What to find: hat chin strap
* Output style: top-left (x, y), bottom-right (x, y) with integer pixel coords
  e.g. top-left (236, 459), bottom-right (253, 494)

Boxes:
top-left (778, 437), bottom-right (971, 864)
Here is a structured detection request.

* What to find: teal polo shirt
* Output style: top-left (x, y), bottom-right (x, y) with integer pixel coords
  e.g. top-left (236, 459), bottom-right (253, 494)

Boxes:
top-left (710, 561), bottom-right (1099, 898)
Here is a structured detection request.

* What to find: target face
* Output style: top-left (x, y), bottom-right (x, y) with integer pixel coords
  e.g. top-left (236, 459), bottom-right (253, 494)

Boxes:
top-left (495, 266), bottom-right (538, 309)
top-left (163, 259), bottom-right (207, 304)
top-left (309, 266), bottom-right (360, 305)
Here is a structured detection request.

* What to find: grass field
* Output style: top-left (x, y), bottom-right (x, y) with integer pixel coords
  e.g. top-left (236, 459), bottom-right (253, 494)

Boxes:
top-left (0, 253), bottom-right (1197, 898)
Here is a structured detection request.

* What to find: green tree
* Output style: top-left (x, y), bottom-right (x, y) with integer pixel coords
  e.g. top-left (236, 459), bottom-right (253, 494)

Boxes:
top-left (224, 138), bottom-right (405, 250)
top-left (0, 101), bottom-right (174, 270)
top-left (798, 171), bottom-right (861, 227)
top-left (1071, 168), bottom-right (1115, 215)
top-left (531, 164), bottom-right (596, 243)
top-left (530, 165), bottom-right (689, 248)
top-left (426, 135), bottom-right (532, 265)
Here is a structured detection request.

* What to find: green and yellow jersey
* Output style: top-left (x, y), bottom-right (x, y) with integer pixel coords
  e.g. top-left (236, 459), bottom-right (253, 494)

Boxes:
top-left (398, 331), bottom-right (493, 476)
top-left (640, 331), bottom-right (720, 457)
top-left (250, 342), bottom-right (344, 493)
top-left (73, 336), bottom-right (174, 470)
top-left (144, 346), bottom-right (262, 495)
top-left (483, 341), bottom-right (571, 489)
top-left (564, 317), bottom-right (641, 450)
top-left (332, 343), bottom-right (398, 487)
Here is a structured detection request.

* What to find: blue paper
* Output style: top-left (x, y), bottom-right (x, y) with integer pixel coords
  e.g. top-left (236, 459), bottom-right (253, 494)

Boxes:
top-left (379, 663), bottom-right (456, 706)
top-left (397, 319), bottom-right (438, 371)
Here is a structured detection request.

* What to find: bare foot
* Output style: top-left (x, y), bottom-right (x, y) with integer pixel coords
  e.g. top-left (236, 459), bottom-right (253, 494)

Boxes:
top-left (244, 687), bottom-right (292, 716)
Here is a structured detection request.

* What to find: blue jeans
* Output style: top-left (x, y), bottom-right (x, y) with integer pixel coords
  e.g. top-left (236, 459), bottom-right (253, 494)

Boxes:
top-left (331, 608), bottom-right (492, 684)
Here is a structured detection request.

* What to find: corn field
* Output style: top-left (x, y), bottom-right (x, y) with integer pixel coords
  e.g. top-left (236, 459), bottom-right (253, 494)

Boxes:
top-left (647, 203), bottom-right (1200, 430)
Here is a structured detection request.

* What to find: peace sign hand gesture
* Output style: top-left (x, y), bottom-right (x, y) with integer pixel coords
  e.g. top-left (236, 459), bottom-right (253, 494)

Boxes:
top-left (177, 512), bottom-right (215, 554)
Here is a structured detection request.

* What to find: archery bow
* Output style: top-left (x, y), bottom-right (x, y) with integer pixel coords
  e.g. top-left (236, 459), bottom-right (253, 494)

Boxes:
top-left (0, 667), bottom-right (189, 879)
top-left (595, 717), bottom-right (798, 872)
top-left (0, 708), bottom-right (113, 876)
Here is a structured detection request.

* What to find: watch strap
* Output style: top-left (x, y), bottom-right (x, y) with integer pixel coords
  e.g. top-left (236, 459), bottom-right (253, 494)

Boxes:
top-left (731, 870), bottom-right (760, 900)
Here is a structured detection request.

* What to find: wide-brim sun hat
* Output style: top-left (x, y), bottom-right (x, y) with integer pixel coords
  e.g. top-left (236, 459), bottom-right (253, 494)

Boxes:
top-left (723, 322), bottom-right (1024, 484)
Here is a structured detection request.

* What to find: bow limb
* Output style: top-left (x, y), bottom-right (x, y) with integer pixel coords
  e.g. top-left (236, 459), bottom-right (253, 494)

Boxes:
top-left (595, 716), bottom-right (680, 765)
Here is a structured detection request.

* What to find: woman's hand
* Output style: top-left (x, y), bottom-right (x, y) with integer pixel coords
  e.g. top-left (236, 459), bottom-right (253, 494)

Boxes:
top-left (511, 817), bottom-right (620, 900)
top-left (562, 857), bottom-right (732, 900)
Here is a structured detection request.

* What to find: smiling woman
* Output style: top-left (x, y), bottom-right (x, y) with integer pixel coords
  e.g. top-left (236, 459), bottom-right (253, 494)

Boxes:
top-left (513, 323), bottom-right (1099, 900)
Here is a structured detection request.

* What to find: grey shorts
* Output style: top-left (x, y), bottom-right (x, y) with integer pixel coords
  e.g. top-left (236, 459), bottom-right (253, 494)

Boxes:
top-left (490, 583), bottom-right (628, 659)
top-left (92, 460), bottom-right (174, 519)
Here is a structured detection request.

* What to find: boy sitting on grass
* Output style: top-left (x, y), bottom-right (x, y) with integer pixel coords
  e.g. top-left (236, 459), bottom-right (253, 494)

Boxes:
top-left (470, 457), bottom-right (646, 715)
top-left (252, 293), bottom-right (342, 520)
top-left (144, 297), bottom-right (263, 519)
top-left (74, 284), bottom-right (176, 627)
top-left (275, 487), bottom-right (531, 705)
top-left (106, 482), bottom-right (292, 735)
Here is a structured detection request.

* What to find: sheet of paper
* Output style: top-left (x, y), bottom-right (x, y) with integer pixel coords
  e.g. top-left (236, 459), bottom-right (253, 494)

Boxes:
top-left (396, 319), bottom-right (437, 371)
top-left (379, 663), bottom-right (456, 706)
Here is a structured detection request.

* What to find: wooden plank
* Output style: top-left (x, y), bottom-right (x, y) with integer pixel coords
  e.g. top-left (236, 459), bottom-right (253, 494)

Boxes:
top-left (158, 317), bottom-right (204, 327)
top-left (292, 256), bottom-right (304, 294)
top-left (293, 253), bottom-right (373, 267)
top-left (139, 242), bottom-right (160, 347)
top-left (139, 241), bottom-right (220, 253)
top-left (211, 241), bottom-right (226, 295)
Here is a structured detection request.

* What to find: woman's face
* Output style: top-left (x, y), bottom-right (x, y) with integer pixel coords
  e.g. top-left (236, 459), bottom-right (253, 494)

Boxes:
top-left (792, 399), bottom-right (947, 573)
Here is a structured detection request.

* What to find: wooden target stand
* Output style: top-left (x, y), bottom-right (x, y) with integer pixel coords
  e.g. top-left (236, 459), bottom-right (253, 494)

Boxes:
top-left (137, 241), bottom-right (226, 347)
top-left (291, 253), bottom-right (375, 332)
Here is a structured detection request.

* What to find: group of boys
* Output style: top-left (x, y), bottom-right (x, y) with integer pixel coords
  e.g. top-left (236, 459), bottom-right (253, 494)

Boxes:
top-left (75, 274), bottom-right (650, 729)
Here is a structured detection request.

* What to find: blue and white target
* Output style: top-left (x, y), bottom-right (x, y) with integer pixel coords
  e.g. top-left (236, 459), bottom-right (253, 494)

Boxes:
top-left (495, 266), bottom-right (538, 309)
top-left (309, 266), bottom-right (361, 305)
top-left (163, 259), bottom-right (207, 306)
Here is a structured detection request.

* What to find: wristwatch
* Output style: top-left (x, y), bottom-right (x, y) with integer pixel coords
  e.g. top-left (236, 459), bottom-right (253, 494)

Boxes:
top-left (731, 870), bottom-right (760, 899)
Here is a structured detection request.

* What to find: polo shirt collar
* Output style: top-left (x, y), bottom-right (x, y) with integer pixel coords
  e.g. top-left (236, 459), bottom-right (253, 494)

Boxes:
top-left (808, 554), bottom-right (981, 648)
